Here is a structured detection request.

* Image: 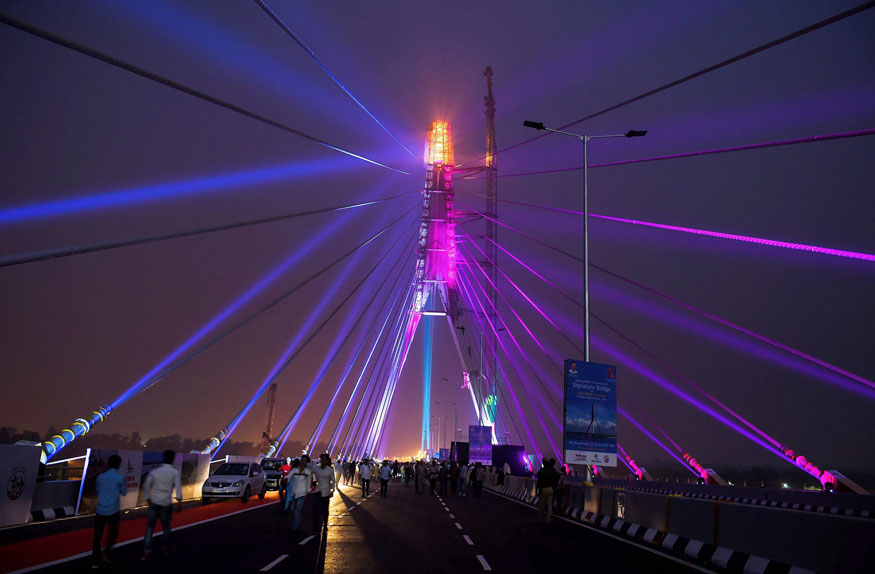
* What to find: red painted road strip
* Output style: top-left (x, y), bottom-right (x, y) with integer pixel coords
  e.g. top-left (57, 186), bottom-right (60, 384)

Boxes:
top-left (0, 493), bottom-right (280, 573)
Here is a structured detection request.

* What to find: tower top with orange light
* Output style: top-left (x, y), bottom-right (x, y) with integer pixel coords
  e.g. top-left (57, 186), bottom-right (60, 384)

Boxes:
top-left (425, 121), bottom-right (454, 167)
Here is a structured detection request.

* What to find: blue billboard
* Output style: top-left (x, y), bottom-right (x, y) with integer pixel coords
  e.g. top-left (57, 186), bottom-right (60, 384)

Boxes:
top-left (564, 360), bottom-right (617, 466)
top-left (468, 425), bottom-right (493, 465)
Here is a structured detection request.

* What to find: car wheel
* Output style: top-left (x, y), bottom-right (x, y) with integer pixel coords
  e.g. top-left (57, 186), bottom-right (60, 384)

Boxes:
top-left (241, 485), bottom-right (251, 503)
top-left (259, 483), bottom-right (267, 499)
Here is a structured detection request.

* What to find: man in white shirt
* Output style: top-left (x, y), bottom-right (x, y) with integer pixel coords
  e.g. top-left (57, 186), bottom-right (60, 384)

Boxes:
top-left (358, 459), bottom-right (371, 497)
top-left (379, 460), bottom-right (392, 497)
top-left (142, 450), bottom-right (182, 559)
top-left (312, 454), bottom-right (335, 531)
top-left (288, 455), bottom-right (312, 533)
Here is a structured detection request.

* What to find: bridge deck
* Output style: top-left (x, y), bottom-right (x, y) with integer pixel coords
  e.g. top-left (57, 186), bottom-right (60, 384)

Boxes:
top-left (1, 479), bottom-right (699, 573)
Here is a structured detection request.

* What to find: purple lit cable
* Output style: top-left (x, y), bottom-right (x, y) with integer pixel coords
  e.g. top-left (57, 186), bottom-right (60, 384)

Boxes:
top-left (459, 256), bottom-right (562, 424)
top-left (592, 265), bottom-right (875, 392)
top-left (482, 236), bottom-right (781, 468)
top-left (457, 269), bottom-right (552, 460)
top-left (472, 251), bottom-right (700, 469)
top-left (591, 214), bottom-right (875, 263)
top-left (348, 287), bottom-right (411, 458)
top-left (308, 247), bottom-right (415, 449)
top-left (332, 282), bottom-right (414, 456)
top-left (254, 0), bottom-right (416, 159)
top-left (484, 231), bottom-right (814, 452)
top-left (618, 406), bottom-right (696, 475)
top-left (323, 278), bottom-right (411, 454)
top-left (471, 209), bottom-right (875, 393)
top-left (359, 300), bottom-right (419, 455)
top-left (460, 129), bottom-right (875, 179)
top-left (593, 334), bottom-right (786, 459)
top-left (344, 284), bottom-right (412, 458)
top-left (460, 192), bottom-right (875, 263)
top-left (463, 222), bottom-right (583, 357)
top-left (460, 2), bottom-right (875, 164)
top-left (273, 228), bottom-right (416, 455)
top-left (592, 312), bottom-right (784, 450)
top-left (455, 270), bottom-right (542, 458)
top-left (460, 240), bottom-right (563, 404)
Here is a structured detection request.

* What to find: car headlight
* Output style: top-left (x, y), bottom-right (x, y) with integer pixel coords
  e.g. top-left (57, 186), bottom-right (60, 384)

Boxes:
top-left (232, 480), bottom-right (243, 487)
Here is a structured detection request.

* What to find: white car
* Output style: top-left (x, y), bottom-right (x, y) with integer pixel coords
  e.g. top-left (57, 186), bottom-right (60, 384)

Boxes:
top-left (202, 462), bottom-right (267, 503)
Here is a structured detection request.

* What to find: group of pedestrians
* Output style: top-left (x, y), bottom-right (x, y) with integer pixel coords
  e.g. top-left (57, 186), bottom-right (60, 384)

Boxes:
top-left (92, 449), bottom-right (182, 567)
top-left (276, 453), bottom-right (336, 535)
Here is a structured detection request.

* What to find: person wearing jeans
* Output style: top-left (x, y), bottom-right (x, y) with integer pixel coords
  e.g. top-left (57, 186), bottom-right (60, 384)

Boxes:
top-left (288, 455), bottom-right (311, 533)
top-left (93, 454), bottom-right (127, 565)
top-left (312, 455), bottom-right (336, 531)
top-left (142, 450), bottom-right (182, 559)
top-left (535, 458), bottom-right (560, 524)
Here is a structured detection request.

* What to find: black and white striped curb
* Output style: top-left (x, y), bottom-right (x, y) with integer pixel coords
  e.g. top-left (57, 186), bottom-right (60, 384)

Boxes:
top-left (625, 486), bottom-right (871, 519)
top-left (29, 506), bottom-right (76, 522)
top-left (487, 485), bottom-right (817, 574)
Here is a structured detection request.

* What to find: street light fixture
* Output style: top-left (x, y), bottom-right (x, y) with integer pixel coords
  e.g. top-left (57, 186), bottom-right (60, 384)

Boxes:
top-left (523, 120), bottom-right (647, 360)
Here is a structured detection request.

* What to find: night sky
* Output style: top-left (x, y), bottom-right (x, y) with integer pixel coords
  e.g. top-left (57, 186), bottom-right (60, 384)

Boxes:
top-left (1, 1), bottom-right (873, 478)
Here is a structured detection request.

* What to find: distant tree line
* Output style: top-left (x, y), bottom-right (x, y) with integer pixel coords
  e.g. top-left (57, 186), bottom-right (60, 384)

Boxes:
top-left (0, 426), bottom-right (305, 459)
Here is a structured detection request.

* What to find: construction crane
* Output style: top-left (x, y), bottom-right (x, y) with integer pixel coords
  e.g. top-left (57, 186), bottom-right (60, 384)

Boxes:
top-left (261, 382), bottom-right (277, 455)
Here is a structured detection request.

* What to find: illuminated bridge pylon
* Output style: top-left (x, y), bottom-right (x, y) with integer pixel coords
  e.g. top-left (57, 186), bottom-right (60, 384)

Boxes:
top-left (404, 121), bottom-right (500, 454)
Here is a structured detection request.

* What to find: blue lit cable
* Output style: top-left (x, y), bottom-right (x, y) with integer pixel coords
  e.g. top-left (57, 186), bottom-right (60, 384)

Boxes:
top-left (254, 0), bottom-right (417, 159)
top-left (0, 13), bottom-right (410, 175)
top-left (267, 219), bottom-right (418, 455)
top-left (325, 279), bottom-right (411, 455)
top-left (0, 191), bottom-right (416, 266)
top-left (308, 248), bottom-right (414, 450)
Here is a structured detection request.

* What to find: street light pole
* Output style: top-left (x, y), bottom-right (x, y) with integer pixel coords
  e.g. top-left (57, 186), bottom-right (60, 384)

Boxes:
top-left (523, 121), bottom-right (646, 361)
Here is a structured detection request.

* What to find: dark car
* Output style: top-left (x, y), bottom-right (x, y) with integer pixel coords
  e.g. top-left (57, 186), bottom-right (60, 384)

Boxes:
top-left (261, 458), bottom-right (286, 491)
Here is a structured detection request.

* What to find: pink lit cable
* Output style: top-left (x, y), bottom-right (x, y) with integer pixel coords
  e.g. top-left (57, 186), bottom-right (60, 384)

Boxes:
top-left (457, 268), bottom-right (560, 457)
top-left (455, 269), bottom-right (544, 460)
top-left (590, 214), bottom-right (875, 263)
top-left (469, 209), bottom-right (875, 392)
top-left (460, 191), bottom-right (875, 263)
top-left (475, 129), bottom-right (875, 178)
top-left (485, 234), bottom-right (836, 483)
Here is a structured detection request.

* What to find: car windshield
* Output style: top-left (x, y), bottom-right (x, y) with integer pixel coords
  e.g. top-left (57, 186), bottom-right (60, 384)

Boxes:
top-left (213, 463), bottom-right (249, 476)
top-left (261, 459), bottom-right (283, 470)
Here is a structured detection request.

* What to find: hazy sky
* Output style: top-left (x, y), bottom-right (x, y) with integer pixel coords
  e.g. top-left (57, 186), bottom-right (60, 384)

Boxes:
top-left (1, 1), bottom-right (873, 478)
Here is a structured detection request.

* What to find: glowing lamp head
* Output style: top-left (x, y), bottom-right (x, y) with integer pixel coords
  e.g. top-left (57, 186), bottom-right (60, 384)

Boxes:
top-left (425, 121), bottom-right (454, 166)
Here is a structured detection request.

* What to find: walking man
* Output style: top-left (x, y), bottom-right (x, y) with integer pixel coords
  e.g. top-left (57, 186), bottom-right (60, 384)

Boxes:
top-left (536, 458), bottom-right (560, 524)
top-left (379, 460), bottom-right (392, 497)
top-left (142, 450), bottom-right (182, 560)
top-left (472, 462), bottom-right (485, 497)
top-left (287, 456), bottom-right (311, 533)
top-left (457, 462), bottom-right (468, 497)
top-left (437, 462), bottom-right (449, 496)
top-left (93, 454), bottom-right (127, 566)
top-left (313, 454), bottom-right (335, 531)
top-left (359, 459), bottom-right (371, 497)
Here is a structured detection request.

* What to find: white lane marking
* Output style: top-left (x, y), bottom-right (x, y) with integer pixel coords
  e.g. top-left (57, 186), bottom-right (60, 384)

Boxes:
top-left (260, 554), bottom-right (289, 571)
top-left (443, 507), bottom-right (449, 512)
top-left (454, 522), bottom-right (463, 530)
top-left (298, 534), bottom-right (316, 545)
top-left (8, 500), bottom-right (277, 574)
top-left (476, 555), bottom-right (492, 571)
top-left (484, 490), bottom-right (717, 574)
top-left (449, 513), bottom-right (455, 518)
top-left (463, 534), bottom-right (474, 545)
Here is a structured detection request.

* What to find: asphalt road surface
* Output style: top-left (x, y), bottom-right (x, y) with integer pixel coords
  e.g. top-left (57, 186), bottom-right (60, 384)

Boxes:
top-left (10, 479), bottom-right (704, 573)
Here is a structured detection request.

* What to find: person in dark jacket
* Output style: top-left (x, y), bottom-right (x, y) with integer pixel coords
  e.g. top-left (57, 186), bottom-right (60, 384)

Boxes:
top-left (535, 458), bottom-right (560, 524)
